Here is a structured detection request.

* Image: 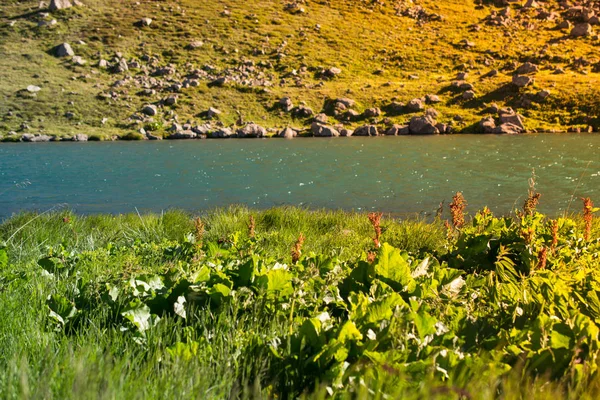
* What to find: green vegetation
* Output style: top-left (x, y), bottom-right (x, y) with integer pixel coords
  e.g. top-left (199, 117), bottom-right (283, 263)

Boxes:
top-left (1, 202), bottom-right (600, 398)
top-left (1, 0), bottom-right (599, 139)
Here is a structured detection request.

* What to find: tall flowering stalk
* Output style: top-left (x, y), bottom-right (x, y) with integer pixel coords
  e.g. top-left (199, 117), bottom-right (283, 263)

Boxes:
top-left (248, 215), bottom-right (256, 238)
top-left (582, 197), bottom-right (594, 241)
top-left (194, 217), bottom-right (205, 247)
top-left (291, 233), bottom-right (305, 264)
top-left (449, 192), bottom-right (466, 229)
top-left (537, 247), bottom-right (547, 270)
top-left (523, 171), bottom-right (541, 217)
top-left (368, 212), bottom-right (383, 248)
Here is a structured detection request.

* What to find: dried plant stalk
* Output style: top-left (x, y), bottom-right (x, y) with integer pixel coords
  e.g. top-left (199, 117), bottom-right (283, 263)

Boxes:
top-left (582, 197), bottom-right (594, 241)
top-left (291, 233), bottom-right (305, 264)
top-left (248, 215), bottom-right (256, 238)
top-left (449, 192), bottom-right (466, 229)
top-left (523, 170), bottom-right (541, 216)
top-left (537, 247), bottom-right (547, 270)
top-left (368, 212), bottom-right (383, 248)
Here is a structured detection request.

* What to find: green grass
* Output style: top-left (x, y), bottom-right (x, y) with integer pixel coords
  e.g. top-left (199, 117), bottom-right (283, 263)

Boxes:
top-left (1, 0), bottom-right (599, 139)
top-left (1, 206), bottom-right (600, 398)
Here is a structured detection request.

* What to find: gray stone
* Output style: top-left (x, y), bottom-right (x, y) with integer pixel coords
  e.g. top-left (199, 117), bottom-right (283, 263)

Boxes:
top-left (322, 67), bottom-right (341, 78)
top-left (479, 117), bottom-right (496, 133)
top-left (279, 127), bottom-right (297, 138)
top-left (493, 123), bottom-right (522, 134)
top-left (49, 0), bottom-right (72, 11)
top-left (406, 98), bottom-right (425, 112)
top-left (499, 113), bottom-right (525, 130)
top-left (279, 97), bottom-right (294, 112)
top-left (512, 75), bottom-right (533, 88)
top-left (340, 128), bottom-right (354, 137)
top-left (165, 95), bottom-right (178, 106)
top-left (516, 62), bottom-right (539, 75)
top-left (169, 130), bottom-right (197, 139)
top-left (336, 98), bottom-right (356, 108)
top-left (292, 105), bottom-right (314, 118)
top-left (385, 124), bottom-right (409, 135)
top-left (353, 125), bottom-right (379, 136)
top-left (207, 107), bottom-right (221, 119)
top-left (54, 43), bottom-right (74, 57)
top-left (314, 113), bottom-right (329, 124)
top-left (409, 115), bottom-right (439, 135)
top-left (237, 123), bottom-right (267, 138)
top-left (462, 90), bottom-right (476, 100)
top-left (21, 134), bottom-right (52, 142)
top-left (425, 94), bottom-right (441, 104)
top-left (138, 18), bottom-right (152, 27)
top-left (73, 133), bottom-right (88, 141)
top-left (142, 104), bottom-right (158, 116)
top-left (209, 127), bottom-right (234, 138)
top-left (311, 123), bottom-right (340, 137)
top-left (362, 108), bottom-right (381, 118)
top-left (27, 85), bottom-right (41, 93)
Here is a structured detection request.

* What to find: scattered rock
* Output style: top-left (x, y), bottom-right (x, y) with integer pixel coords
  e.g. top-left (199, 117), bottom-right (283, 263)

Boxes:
top-left (426, 94), bottom-right (441, 104)
top-left (237, 123), bottom-right (267, 138)
top-left (209, 127), bottom-right (234, 138)
top-left (204, 107), bottom-right (220, 120)
top-left (26, 85), bottom-right (41, 93)
top-left (73, 133), bottom-right (88, 142)
top-left (279, 97), bottom-right (294, 112)
top-left (409, 115), bottom-right (439, 135)
top-left (340, 128), bottom-right (354, 137)
top-left (571, 23), bottom-right (593, 37)
top-left (499, 113), bottom-right (525, 130)
top-left (186, 41), bottom-right (204, 50)
top-left (311, 123), bottom-right (340, 137)
top-left (353, 125), bottom-right (379, 136)
top-left (138, 18), bottom-right (152, 27)
top-left (142, 105), bottom-right (158, 116)
top-left (479, 117), bottom-right (496, 134)
top-left (462, 90), bottom-right (476, 100)
top-left (516, 62), bottom-right (539, 75)
top-left (49, 0), bottom-right (75, 11)
top-left (21, 134), bottom-right (52, 142)
top-left (362, 108), bottom-right (381, 118)
top-left (321, 67), bottom-right (341, 79)
top-left (493, 123), bottom-right (522, 134)
top-left (406, 98), bottom-right (425, 112)
top-left (169, 130), bottom-right (197, 139)
top-left (385, 124), bottom-right (409, 135)
top-left (279, 127), bottom-right (297, 138)
top-left (54, 42), bottom-right (74, 57)
top-left (165, 95), bottom-right (178, 106)
top-left (292, 105), bottom-right (314, 118)
top-left (314, 113), bottom-right (329, 124)
top-left (512, 75), bottom-right (534, 88)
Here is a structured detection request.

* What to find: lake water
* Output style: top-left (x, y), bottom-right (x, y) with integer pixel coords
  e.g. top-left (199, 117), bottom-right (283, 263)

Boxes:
top-left (1, 135), bottom-right (599, 220)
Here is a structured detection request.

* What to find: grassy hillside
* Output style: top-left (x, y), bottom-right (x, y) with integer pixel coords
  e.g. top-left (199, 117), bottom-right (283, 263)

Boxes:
top-left (0, 0), bottom-right (599, 139)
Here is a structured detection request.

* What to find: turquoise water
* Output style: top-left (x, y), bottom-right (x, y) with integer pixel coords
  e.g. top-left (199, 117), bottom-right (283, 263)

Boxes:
top-left (1, 135), bottom-right (599, 219)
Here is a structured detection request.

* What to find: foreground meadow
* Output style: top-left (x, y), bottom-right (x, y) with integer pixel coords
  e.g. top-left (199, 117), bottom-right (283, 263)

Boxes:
top-left (1, 198), bottom-right (600, 399)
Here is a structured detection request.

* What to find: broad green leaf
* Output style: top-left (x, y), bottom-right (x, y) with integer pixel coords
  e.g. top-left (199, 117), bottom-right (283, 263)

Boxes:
top-left (122, 303), bottom-right (152, 332)
top-left (412, 309), bottom-right (437, 341)
top-left (338, 321), bottom-right (362, 343)
top-left (373, 243), bottom-right (415, 293)
top-left (256, 269), bottom-right (293, 298)
top-left (174, 295), bottom-right (186, 319)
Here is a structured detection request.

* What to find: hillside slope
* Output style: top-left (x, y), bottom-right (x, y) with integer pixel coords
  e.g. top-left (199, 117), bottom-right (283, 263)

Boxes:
top-left (0, 0), bottom-right (599, 140)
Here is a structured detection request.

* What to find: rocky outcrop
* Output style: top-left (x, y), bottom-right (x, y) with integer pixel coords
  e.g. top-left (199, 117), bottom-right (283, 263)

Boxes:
top-left (409, 115), bottom-right (439, 135)
top-left (311, 123), bottom-right (340, 137)
top-left (353, 125), bottom-right (379, 136)
top-left (236, 123), bottom-right (267, 138)
top-left (54, 43), bottom-right (74, 57)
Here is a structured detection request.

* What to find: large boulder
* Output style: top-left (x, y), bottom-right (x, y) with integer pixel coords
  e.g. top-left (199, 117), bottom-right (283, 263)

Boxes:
top-left (73, 133), bottom-right (88, 142)
top-left (385, 124), bottom-right (410, 135)
top-left (169, 130), bottom-right (197, 139)
top-left (409, 115), bottom-right (439, 135)
top-left (311, 123), bottom-right (340, 137)
top-left (493, 123), bottom-right (523, 134)
top-left (499, 113), bottom-right (525, 130)
top-left (237, 123), bottom-right (267, 138)
top-left (21, 134), bottom-right (52, 142)
top-left (54, 43), bottom-right (74, 57)
top-left (353, 125), bottom-right (379, 136)
top-left (279, 97), bottom-right (294, 112)
top-left (479, 117), bottom-right (496, 134)
top-left (279, 127), bottom-right (297, 138)
top-left (406, 98), bottom-right (425, 112)
top-left (209, 127), bottom-right (234, 138)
